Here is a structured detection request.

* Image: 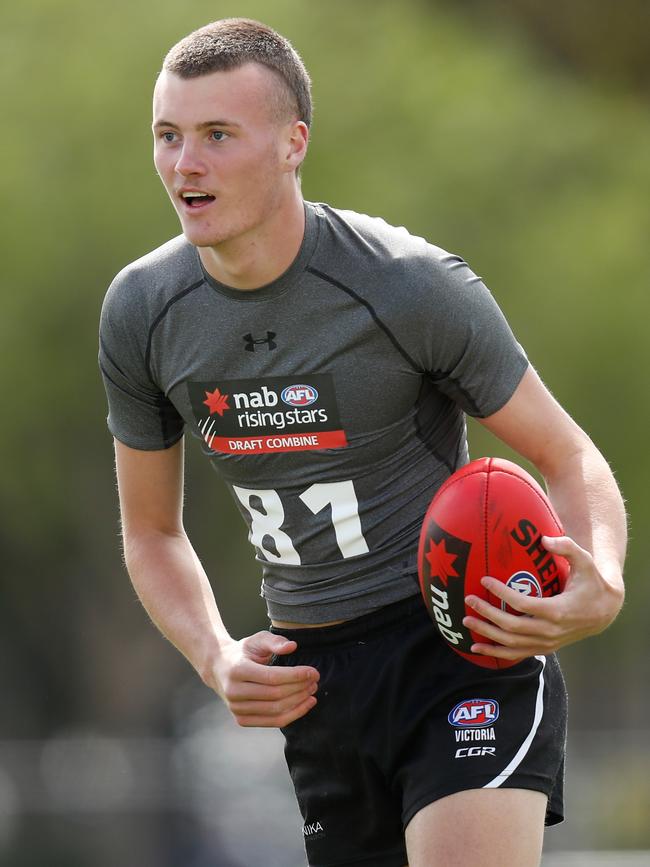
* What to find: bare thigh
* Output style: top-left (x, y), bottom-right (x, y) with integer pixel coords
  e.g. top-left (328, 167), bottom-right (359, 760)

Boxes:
top-left (405, 788), bottom-right (547, 867)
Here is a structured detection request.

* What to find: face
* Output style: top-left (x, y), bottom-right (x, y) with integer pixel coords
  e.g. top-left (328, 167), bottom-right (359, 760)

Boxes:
top-left (152, 64), bottom-right (306, 249)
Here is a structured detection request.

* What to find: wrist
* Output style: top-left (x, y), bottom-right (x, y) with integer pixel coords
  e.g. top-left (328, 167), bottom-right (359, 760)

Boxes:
top-left (195, 633), bottom-right (237, 690)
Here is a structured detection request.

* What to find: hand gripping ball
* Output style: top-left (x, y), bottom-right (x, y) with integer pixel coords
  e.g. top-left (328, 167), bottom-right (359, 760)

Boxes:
top-left (418, 457), bottom-right (568, 668)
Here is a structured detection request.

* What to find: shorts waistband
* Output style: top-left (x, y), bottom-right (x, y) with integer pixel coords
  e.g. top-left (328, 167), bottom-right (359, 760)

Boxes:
top-left (269, 593), bottom-right (425, 650)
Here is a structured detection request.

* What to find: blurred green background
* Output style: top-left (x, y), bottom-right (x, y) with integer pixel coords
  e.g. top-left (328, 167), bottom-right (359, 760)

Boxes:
top-left (1, 0), bottom-right (649, 864)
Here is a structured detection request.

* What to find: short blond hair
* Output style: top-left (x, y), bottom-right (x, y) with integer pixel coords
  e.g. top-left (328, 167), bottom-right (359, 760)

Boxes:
top-left (163, 18), bottom-right (312, 128)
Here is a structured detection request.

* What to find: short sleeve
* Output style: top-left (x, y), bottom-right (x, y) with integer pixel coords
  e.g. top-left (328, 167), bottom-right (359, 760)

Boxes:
top-left (98, 273), bottom-right (184, 450)
top-left (415, 253), bottom-right (529, 418)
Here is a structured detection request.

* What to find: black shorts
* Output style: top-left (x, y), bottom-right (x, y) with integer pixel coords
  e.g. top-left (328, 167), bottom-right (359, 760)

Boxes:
top-left (271, 594), bottom-right (567, 867)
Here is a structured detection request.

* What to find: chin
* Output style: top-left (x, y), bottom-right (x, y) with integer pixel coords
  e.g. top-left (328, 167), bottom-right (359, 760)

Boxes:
top-left (181, 225), bottom-right (229, 248)
top-left (179, 207), bottom-right (271, 249)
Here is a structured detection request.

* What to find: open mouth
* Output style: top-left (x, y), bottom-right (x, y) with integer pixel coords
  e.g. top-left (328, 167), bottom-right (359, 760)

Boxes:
top-left (180, 191), bottom-right (216, 209)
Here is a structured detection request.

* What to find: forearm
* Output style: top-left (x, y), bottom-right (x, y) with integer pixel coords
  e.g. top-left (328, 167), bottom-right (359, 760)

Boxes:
top-left (123, 528), bottom-right (235, 684)
top-left (121, 528), bottom-right (320, 726)
top-left (540, 433), bottom-right (627, 595)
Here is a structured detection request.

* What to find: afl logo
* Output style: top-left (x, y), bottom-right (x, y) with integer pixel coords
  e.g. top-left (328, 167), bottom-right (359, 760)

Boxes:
top-left (502, 571), bottom-right (543, 611)
top-left (448, 699), bottom-right (499, 728)
top-left (281, 384), bottom-right (318, 407)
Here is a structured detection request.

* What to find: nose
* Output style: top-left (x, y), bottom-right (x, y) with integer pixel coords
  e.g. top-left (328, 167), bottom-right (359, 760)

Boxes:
top-left (174, 140), bottom-right (207, 177)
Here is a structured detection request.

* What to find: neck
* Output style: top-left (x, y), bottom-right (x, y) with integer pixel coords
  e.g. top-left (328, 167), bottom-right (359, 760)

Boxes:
top-left (198, 189), bottom-right (306, 290)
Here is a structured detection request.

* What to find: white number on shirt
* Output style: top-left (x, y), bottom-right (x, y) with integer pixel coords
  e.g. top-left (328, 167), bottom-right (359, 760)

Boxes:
top-left (233, 480), bottom-right (369, 564)
top-left (232, 486), bottom-right (301, 564)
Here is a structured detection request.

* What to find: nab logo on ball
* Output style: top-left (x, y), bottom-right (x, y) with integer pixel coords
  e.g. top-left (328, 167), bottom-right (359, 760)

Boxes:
top-left (448, 699), bottom-right (500, 728)
top-left (281, 384), bottom-right (318, 407)
top-left (418, 520), bottom-right (472, 652)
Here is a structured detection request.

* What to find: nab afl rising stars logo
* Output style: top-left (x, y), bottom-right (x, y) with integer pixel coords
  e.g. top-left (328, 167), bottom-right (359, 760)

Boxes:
top-left (187, 375), bottom-right (347, 455)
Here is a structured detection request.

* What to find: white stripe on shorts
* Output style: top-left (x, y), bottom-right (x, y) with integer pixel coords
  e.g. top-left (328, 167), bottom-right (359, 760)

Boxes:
top-left (483, 655), bottom-right (547, 789)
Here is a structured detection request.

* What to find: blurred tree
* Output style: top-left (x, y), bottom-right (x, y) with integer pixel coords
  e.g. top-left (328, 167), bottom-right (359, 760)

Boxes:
top-left (442, 0), bottom-right (650, 97)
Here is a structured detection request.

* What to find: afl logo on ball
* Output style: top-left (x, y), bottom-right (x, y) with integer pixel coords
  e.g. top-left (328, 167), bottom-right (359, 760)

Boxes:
top-left (281, 384), bottom-right (318, 407)
top-left (502, 571), bottom-right (543, 611)
top-left (448, 699), bottom-right (500, 728)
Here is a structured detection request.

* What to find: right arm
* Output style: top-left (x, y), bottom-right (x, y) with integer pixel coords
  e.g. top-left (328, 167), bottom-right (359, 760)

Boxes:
top-left (114, 437), bottom-right (319, 727)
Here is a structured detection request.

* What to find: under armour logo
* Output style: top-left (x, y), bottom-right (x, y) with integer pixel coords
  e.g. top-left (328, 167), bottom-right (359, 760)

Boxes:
top-left (243, 331), bottom-right (277, 352)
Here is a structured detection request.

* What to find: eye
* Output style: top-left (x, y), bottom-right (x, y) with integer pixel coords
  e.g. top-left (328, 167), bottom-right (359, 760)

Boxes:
top-left (160, 131), bottom-right (177, 143)
top-left (210, 130), bottom-right (228, 142)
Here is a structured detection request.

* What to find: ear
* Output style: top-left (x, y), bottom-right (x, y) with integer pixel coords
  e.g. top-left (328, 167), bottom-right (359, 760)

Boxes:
top-left (282, 120), bottom-right (309, 173)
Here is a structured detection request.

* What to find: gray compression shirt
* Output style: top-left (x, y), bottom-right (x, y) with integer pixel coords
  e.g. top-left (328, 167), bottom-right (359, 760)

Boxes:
top-left (99, 202), bottom-right (528, 622)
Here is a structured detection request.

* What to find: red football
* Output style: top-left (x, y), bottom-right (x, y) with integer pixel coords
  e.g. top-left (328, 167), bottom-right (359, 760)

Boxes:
top-left (418, 457), bottom-right (569, 669)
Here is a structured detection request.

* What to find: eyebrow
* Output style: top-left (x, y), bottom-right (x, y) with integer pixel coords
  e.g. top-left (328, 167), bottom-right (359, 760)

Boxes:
top-left (152, 119), bottom-right (242, 130)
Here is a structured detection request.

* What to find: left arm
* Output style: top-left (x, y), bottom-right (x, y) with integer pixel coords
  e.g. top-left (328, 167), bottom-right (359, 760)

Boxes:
top-left (463, 365), bottom-right (626, 660)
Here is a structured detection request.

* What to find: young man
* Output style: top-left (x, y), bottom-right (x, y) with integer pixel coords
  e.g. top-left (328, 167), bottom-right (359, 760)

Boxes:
top-left (99, 18), bottom-right (626, 867)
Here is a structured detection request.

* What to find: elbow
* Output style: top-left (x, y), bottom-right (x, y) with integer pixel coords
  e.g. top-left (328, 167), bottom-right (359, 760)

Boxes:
top-left (534, 427), bottom-right (599, 484)
top-left (121, 524), bottom-right (187, 570)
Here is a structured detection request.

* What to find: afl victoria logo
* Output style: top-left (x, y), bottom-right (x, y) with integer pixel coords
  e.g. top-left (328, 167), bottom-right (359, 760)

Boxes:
top-left (448, 699), bottom-right (500, 727)
top-left (281, 384), bottom-right (318, 407)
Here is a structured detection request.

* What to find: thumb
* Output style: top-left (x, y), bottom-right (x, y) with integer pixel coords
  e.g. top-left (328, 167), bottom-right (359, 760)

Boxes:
top-left (242, 630), bottom-right (298, 663)
top-left (542, 534), bottom-right (591, 568)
